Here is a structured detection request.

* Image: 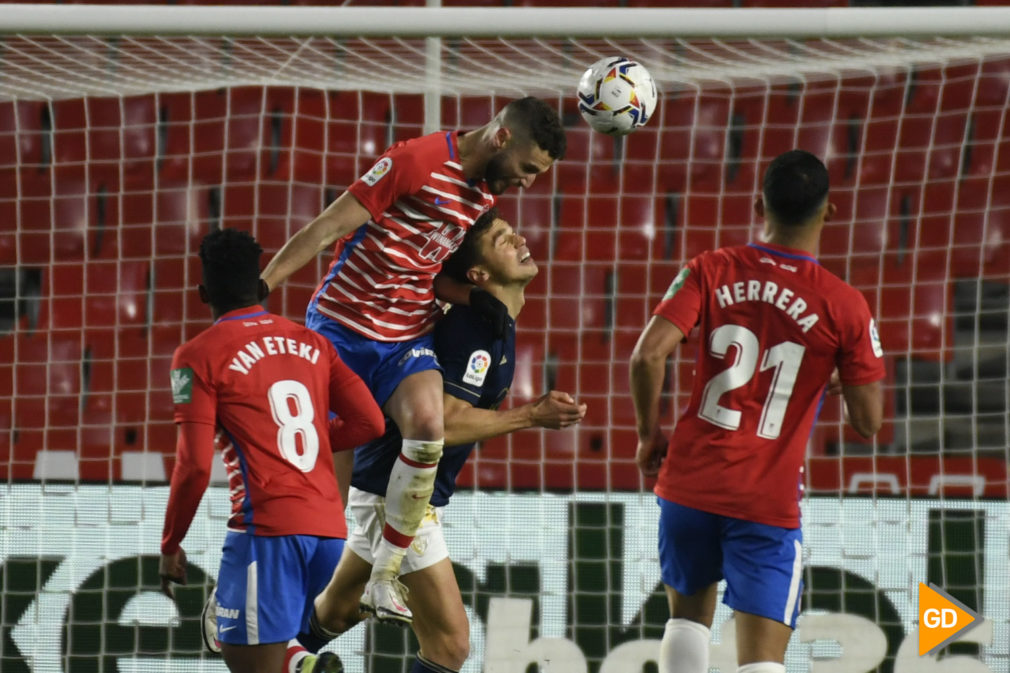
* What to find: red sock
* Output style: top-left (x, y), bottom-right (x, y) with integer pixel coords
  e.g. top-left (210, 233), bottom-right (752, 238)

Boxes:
top-left (284, 639), bottom-right (309, 673)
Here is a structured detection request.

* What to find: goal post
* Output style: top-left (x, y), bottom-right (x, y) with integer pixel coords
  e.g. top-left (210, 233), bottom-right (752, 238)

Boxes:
top-left (1, 6), bottom-right (1009, 673)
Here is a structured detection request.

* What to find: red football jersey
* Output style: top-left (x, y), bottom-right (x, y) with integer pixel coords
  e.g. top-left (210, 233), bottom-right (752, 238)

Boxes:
top-left (168, 306), bottom-right (376, 538)
top-left (312, 131), bottom-right (495, 342)
top-left (653, 243), bottom-right (885, 527)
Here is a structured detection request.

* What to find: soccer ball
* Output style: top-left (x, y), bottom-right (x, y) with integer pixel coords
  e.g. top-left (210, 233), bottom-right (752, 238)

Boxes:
top-left (577, 57), bottom-right (658, 136)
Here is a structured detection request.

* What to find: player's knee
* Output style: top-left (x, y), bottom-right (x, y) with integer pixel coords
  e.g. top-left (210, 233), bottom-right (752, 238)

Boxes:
top-left (402, 438), bottom-right (444, 464)
top-left (402, 408), bottom-right (444, 442)
top-left (420, 630), bottom-right (470, 670)
top-left (314, 595), bottom-right (363, 636)
top-left (446, 628), bottom-right (470, 666)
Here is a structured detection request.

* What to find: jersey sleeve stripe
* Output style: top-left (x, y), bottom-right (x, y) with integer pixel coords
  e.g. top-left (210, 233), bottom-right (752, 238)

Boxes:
top-left (444, 380), bottom-right (481, 403)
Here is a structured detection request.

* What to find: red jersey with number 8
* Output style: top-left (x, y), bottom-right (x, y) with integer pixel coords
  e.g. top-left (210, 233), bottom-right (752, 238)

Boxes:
top-left (170, 307), bottom-right (368, 538)
top-left (652, 243), bottom-right (885, 528)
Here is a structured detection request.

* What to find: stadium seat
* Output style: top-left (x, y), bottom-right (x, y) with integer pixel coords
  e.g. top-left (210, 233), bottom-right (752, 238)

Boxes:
top-left (0, 100), bottom-right (45, 171)
top-left (219, 182), bottom-right (323, 251)
top-left (52, 97), bottom-right (155, 185)
top-left (274, 88), bottom-right (326, 184)
top-left (616, 197), bottom-right (657, 260)
top-left (582, 199), bottom-right (618, 262)
top-left (691, 91), bottom-right (731, 184)
top-left (390, 93), bottom-right (425, 141)
top-left (443, 95), bottom-right (495, 130)
top-left (904, 65), bottom-right (943, 116)
top-left (552, 195), bottom-right (586, 261)
top-left (157, 90), bottom-right (197, 182)
top-left (876, 249), bottom-right (952, 361)
top-left (683, 191), bottom-right (719, 232)
top-left (261, 86), bottom-right (296, 179)
top-left (513, 193), bottom-right (551, 257)
top-left (977, 55), bottom-right (1010, 108)
top-left (225, 86), bottom-right (270, 180)
top-left (163, 87), bottom-right (265, 183)
top-left (722, 86), bottom-right (768, 191)
top-left (624, 126), bottom-right (661, 163)
top-left (554, 160), bottom-right (588, 194)
top-left (794, 81), bottom-right (837, 162)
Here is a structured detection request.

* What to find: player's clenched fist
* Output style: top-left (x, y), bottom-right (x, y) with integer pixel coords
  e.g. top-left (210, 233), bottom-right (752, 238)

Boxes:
top-left (635, 429), bottom-right (667, 477)
top-left (531, 390), bottom-right (588, 429)
top-left (159, 547), bottom-right (188, 600)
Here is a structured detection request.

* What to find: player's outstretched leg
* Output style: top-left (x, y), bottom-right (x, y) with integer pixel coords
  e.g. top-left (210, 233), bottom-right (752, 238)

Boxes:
top-left (362, 437), bottom-right (443, 625)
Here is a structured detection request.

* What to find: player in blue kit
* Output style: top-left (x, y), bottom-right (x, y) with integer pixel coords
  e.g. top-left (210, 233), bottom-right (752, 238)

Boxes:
top-left (289, 208), bottom-right (588, 673)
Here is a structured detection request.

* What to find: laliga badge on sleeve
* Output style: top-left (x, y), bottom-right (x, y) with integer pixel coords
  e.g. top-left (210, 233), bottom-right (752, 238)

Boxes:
top-left (462, 350), bottom-right (491, 387)
top-left (362, 157), bottom-right (392, 186)
top-left (869, 318), bottom-right (884, 358)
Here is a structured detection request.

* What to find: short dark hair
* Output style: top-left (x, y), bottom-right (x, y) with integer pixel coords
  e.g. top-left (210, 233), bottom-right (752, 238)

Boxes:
top-left (441, 207), bottom-right (500, 284)
top-left (504, 97), bottom-right (567, 160)
top-left (199, 228), bottom-right (263, 308)
top-left (762, 149), bottom-right (830, 226)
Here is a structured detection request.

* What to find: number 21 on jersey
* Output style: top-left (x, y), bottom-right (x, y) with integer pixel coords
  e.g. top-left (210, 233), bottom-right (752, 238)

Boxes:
top-left (698, 324), bottom-right (805, 440)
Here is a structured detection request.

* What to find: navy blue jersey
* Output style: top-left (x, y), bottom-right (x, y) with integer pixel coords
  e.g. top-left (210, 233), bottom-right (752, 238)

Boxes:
top-left (351, 304), bottom-right (516, 506)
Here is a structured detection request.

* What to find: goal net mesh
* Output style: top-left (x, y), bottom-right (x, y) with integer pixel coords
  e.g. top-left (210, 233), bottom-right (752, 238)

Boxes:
top-left (1, 29), bottom-right (1009, 673)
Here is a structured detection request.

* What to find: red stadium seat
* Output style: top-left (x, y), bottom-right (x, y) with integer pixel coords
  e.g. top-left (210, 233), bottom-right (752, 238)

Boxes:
top-left (794, 80), bottom-right (837, 161)
top-left (691, 90), bottom-right (731, 184)
top-left (977, 55), bottom-right (1010, 108)
top-left (162, 87), bottom-right (266, 183)
top-left (390, 93), bottom-right (425, 141)
top-left (874, 248), bottom-right (952, 361)
top-left (0, 100), bottom-right (46, 170)
top-left (724, 85), bottom-right (770, 191)
top-left (274, 88), bottom-right (326, 184)
top-left (624, 125), bottom-right (661, 163)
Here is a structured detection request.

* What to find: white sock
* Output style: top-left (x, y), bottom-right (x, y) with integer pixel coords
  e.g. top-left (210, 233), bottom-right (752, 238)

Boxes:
top-left (737, 663), bottom-right (786, 673)
top-left (370, 438), bottom-right (443, 581)
top-left (659, 618), bottom-right (710, 673)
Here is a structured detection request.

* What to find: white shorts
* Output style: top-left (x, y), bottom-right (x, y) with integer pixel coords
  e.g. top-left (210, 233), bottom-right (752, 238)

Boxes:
top-left (346, 486), bottom-right (449, 574)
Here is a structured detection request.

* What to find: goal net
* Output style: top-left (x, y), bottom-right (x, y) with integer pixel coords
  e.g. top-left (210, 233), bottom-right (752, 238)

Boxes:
top-left (1, 6), bottom-right (1008, 672)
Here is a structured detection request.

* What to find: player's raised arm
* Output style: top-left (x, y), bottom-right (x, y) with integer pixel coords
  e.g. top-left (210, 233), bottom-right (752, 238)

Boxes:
top-left (261, 191), bottom-right (371, 292)
top-left (442, 390), bottom-right (586, 446)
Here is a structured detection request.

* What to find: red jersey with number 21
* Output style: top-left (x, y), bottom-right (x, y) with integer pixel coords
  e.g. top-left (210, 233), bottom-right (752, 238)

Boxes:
top-left (170, 307), bottom-right (367, 538)
top-left (653, 243), bottom-right (885, 528)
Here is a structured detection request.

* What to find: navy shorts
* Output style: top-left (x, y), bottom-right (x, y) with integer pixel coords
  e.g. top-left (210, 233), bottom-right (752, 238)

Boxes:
top-left (214, 532), bottom-right (345, 645)
top-left (657, 498), bottom-right (804, 627)
top-left (306, 312), bottom-right (441, 409)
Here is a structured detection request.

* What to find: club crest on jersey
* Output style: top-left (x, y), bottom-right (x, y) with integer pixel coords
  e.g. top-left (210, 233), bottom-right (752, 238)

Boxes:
top-left (869, 318), bottom-right (884, 357)
top-left (419, 223), bottom-right (466, 262)
top-left (361, 157), bottom-right (392, 186)
top-left (664, 267), bottom-right (690, 299)
top-left (170, 368), bottom-right (194, 404)
top-left (463, 350), bottom-right (491, 386)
